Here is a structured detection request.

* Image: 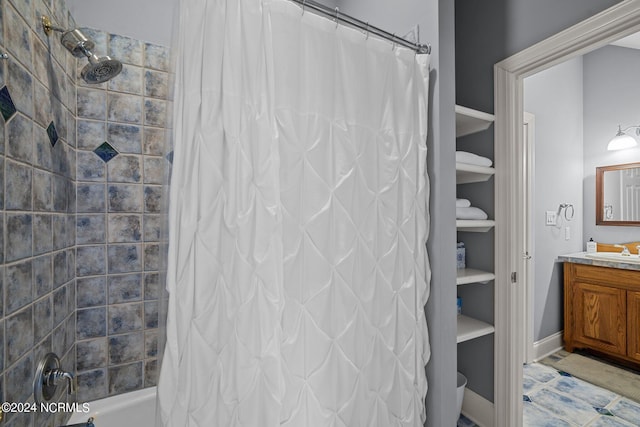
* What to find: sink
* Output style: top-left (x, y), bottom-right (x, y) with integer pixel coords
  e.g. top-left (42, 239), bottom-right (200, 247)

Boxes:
top-left (585, 252), bottom-right (640, 264)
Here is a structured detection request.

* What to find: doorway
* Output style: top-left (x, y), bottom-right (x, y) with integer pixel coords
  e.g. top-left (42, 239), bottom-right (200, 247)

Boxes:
top-left (493, 2), bottom-right (640, 426)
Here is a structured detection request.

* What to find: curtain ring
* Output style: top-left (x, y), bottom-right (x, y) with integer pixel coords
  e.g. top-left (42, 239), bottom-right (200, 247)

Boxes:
top-left (334, 7), bottom-right (339, 28)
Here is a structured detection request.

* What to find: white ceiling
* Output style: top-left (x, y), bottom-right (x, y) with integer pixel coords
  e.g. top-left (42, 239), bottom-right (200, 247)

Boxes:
top-left (611, 32), bottom-right (640, 50)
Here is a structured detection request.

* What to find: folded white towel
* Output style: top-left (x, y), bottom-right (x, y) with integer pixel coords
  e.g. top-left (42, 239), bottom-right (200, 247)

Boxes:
top-left (456, 206), bottom-right (488, 220)
top-left (456, 198), bottom-right (471, 208)
top-left (456, 151), bottom-right (493, 167)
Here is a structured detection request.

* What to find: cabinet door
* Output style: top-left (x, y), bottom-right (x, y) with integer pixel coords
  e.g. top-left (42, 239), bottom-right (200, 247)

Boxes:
top-left (573, 281), bottom-right (626, 355)
top-left (628, 291), bottom-right (640, 361)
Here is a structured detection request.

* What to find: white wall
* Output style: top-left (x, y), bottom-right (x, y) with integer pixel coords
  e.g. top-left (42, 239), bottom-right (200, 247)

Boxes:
top-left (67, 0), bottom-right (177, 46)
top-left (524, 57), bottom-right (584, 341)
top-left (583, 45), bottom-right (640, 242)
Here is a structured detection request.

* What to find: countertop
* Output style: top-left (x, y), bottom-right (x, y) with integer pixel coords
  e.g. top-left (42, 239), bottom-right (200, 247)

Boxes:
top-left (558, 252), bottom-right (640, 272)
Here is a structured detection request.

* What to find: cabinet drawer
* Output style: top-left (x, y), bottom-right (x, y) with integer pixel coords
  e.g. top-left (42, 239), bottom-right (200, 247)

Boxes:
top-left (572, 264), bottom-right (640, 290)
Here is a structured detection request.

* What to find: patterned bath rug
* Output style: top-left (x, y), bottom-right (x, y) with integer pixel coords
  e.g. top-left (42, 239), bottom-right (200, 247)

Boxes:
top-left (541, 351), bottom-right (640, 404)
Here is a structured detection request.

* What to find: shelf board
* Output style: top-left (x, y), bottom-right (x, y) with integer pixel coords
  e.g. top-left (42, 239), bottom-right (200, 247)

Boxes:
top-left (457, 315), bottom-right (495, 343)
top-left (457, 268), bottom-right (495, 285)
top-left (456, 220), bottom-right (495, 232)
top-left (456, 163), bottom-right (495, 184)
top-left (455, 105), bottom-right (495, 138)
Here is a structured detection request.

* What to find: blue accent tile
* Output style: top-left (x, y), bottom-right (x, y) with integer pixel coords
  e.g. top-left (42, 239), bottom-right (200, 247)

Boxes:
top-left (523, 395), bottom-right (532, 402)
top-left (47, 121), bottom-right (59, 146)
top-left (0, 86), bottom-right (17, 121)
top-left (94, 141), bottom-right (119, 163)
top-left (595, 407), bottom-right (614, 416)
top-left (558, 370), bottom-right (572, 377)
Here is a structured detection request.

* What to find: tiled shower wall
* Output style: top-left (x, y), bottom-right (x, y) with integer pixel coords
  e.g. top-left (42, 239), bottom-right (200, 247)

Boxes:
top-left (72, 30), bottom-right (169, 401)
top-left (1, 0), bottom-right (78, 426)
top-left (0, 0), bottom-right (170, 425)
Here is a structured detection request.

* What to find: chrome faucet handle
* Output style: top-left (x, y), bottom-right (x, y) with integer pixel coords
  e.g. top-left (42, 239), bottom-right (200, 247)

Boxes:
top-left (614, 244), bottom-right (631, 255)
top-left (34, 353), bottom-right (76, 404)
top-left (46, 369), bottom-right (76, 395)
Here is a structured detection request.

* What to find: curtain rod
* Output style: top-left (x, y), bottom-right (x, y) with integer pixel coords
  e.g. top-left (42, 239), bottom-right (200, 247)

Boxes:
top-left (289, 0), bottom-right (432, 55)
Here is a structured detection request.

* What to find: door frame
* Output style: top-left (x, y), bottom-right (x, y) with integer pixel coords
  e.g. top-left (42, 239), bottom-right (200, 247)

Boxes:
top-left (493, 2), bottom-right (640, 425)
top-left (522, 111), bottom-right (535, 364)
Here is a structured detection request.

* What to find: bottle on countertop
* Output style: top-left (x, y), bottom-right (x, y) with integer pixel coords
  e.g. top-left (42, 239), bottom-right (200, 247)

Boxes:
top-left (586, 238), bottom-right (597, 254)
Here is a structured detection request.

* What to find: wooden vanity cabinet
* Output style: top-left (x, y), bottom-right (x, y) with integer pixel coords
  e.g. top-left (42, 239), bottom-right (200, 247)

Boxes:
top-left (564, 262), bottom-right (640, 365)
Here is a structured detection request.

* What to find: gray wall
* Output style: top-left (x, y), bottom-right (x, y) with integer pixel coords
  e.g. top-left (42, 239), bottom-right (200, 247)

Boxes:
top-left (524, 57), bottom-right (585, 342)
top-left (583, 45), bottom-right (640, 242)
top-left (456, 0), bottom-right (622, 403)
top-left (67, 0), bottom-right (176, 46)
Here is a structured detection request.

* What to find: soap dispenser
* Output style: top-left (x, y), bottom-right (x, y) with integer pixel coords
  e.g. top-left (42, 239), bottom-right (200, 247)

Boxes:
top-left (586, 238), bottom-right (597, 254)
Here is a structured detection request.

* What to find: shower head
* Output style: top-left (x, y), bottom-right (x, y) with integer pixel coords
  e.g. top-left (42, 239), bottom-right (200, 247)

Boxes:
top-left (42, 16), bottom-right (123, 84)
top-left (81, 55), bottom-right (123, 84)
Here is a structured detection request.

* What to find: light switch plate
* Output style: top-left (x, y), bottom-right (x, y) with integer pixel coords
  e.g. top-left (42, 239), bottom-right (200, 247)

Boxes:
top-left (545, 211), bottom-right (557, 226)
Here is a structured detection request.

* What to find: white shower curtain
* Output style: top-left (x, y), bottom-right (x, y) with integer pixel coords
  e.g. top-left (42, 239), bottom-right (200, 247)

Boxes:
top-left (158, 0), bottom-right (431, 426)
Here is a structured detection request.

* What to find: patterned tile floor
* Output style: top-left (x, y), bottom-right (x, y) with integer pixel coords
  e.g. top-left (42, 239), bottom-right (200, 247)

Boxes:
top-left (457, 362), bottom-right (640, 426)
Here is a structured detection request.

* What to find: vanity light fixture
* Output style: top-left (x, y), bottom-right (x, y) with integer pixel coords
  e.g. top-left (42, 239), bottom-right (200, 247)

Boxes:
top-left (608, 125), bottom-right (639, 151)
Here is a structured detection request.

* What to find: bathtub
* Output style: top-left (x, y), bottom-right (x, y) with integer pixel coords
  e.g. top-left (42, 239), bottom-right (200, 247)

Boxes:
top-left (67, 387), bottom-right (157, 427)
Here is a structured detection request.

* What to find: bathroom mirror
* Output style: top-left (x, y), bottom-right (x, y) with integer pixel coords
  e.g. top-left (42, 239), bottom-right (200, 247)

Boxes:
top-left (596, 162), bottom-right (640, 226)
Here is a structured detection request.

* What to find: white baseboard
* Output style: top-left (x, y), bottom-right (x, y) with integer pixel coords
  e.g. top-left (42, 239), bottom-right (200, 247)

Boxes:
top-left (461, 387), bottom-right (494, 427)
top-left (533, 331), bottom-right (564, 361)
